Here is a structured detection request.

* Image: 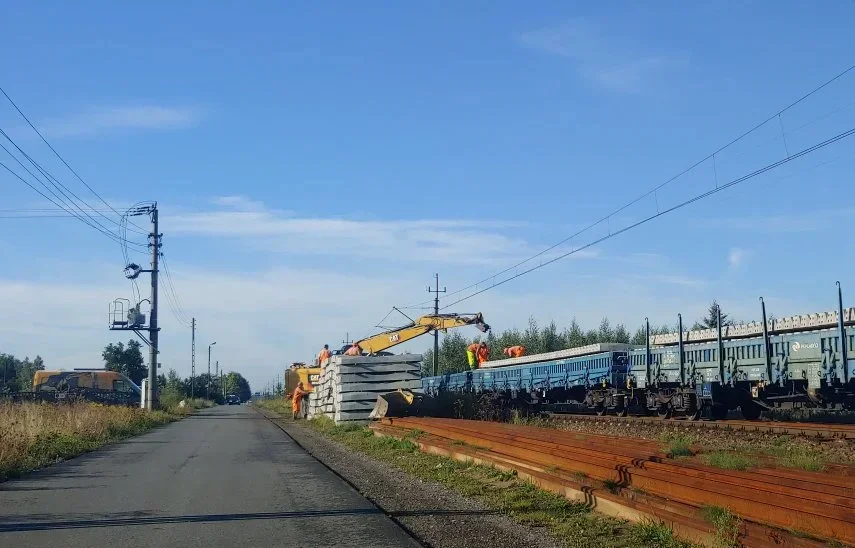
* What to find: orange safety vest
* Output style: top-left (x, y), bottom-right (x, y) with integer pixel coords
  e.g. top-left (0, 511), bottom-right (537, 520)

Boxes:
top-left (476, 346), bottom-right (489, 365)
top-left (506, 346), bottom-right (525, 358)
top-left (292, 386), bottom-right (306, 413)
top-left (467, 343), bottom-right (480, 354)
top-left (317, 348), bottom-right (331, 364)
top-left (344, 344), bottom-right (360, 356)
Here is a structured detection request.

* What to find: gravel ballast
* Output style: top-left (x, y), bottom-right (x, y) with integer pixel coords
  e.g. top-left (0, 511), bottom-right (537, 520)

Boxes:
top-left (259, 411), bottom-right (561, 548)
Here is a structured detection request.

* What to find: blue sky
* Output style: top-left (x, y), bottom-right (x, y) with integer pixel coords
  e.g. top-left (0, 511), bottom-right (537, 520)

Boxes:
top-left (2, 2), bottom-right (855, 391)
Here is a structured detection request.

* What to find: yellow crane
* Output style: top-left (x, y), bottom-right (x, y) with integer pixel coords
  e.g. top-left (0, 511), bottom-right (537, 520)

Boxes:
top-left (353, 313), bottom-right (490, 354)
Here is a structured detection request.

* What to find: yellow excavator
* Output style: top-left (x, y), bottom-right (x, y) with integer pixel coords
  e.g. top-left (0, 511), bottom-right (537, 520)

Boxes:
top-left (351, 312), bottom-right (490, 354)
top-left (362, 312), bottom-right (490, 419)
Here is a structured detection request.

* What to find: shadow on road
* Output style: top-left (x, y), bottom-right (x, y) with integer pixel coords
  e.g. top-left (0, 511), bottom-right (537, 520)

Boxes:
top-left (0, 509), bottom-right (383, 532)
top-left (0, 508), bottom-right (499, 532)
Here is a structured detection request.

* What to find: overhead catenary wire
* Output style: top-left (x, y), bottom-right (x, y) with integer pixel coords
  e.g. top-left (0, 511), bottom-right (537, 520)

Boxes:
top-left (0, 127), bottom-right (148, 237)
top-left (0, 85), bottom-right (147, 233)
top-left (160, 252), bottom-right (192, 327)
top-left (440, 126), bottom-right (855, 309)
top-left (0, 157), bottom-right (147, 253)
top-left (401, 63), bottom-right (855, 310)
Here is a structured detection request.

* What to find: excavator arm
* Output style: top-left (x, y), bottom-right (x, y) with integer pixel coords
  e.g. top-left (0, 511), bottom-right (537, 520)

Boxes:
top-left (355, 313), bottom-right (490, 354)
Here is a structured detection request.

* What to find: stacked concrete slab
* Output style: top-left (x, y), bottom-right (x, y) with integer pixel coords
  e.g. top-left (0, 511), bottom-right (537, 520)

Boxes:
top-left (308, 354), bottom-right (422, 424)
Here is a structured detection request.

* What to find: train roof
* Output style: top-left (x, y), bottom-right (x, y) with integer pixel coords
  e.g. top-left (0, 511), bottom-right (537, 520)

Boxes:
top-left (648, 307), bottom-right (855, 346)
top-left (480, 343), bottom-right (635, 369)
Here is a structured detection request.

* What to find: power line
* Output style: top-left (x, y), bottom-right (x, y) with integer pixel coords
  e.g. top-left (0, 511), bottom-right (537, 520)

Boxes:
top-left (0, 85), bottom-right (146, 233)
top-left (0, 127), bottom-right (148, 237)
top-left (402, 63), bottom-right (855, 310)
top-left (0, 157), bottom-right (147, 251)
top-left (160, 252), bottom-right (192, 327)
top-left (0, 138), bottom-right (122, 240)
top-left (440, 125), bottom-right (855, 309)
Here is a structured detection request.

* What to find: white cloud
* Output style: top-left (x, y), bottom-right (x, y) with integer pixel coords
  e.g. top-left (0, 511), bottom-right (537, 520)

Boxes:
top-left (728, 248), bottom-right (749, 269)
top-left (41, 106), bottom-right (201, 138)
top-left (519, 18), bottom-right (686, 94)
top-left (167, 202), bottom-right (544, 266)
top-left (211, 195), bottom-right (269, 212)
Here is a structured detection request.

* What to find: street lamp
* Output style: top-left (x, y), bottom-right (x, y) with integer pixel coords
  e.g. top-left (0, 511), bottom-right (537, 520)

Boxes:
top-left (207, 342), bottom-right (217, 400)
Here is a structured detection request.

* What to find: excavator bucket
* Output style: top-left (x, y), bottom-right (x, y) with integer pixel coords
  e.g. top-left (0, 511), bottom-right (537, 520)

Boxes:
top-left (474, 314), bottom-right (490, 333)
top-left (370, 389), bottom-right (420, 419)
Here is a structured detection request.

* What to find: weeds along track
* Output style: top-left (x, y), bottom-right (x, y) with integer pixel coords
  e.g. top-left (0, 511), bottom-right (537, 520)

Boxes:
top-left (374, 417), bottom-right (855, 547)
top-left (546, 412), bottom-right (855, 439)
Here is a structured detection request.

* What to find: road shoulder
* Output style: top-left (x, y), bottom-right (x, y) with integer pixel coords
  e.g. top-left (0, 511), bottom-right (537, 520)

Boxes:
top-left (257, 407), bottom-right (561, 548)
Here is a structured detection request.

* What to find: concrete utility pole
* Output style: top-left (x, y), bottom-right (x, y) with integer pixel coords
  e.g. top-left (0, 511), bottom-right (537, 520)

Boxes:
top-left (427, 274), bottom-right (446, 377)
top-left (191, 317), bottom-right (196, 398)
top-left (207, 341), bottom-right (216, 399)
top-left (147, 206), bottom-right (160, 410)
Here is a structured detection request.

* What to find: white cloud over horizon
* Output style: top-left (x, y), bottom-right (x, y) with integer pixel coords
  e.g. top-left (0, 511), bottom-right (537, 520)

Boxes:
top-left (40, 105), bottom-right (202, 138)
top-left (519, 18), bottom-right (687, 94)
top-left (166, 197), bottom-right (575, 267)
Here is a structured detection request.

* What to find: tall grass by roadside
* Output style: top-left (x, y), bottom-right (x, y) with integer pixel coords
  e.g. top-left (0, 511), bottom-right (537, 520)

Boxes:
top-left (0, 401), bottom-right (180, 481)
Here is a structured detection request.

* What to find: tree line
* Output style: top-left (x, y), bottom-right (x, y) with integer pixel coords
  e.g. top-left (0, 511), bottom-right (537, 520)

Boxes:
top-left (1, 339), bottom-right (252, 404)
top-left (102, 339), bottom-right (252, 404)
top-left (0, 354), bottom-right (46, 393)
top-left (421, 301), bottom-right (730, 376)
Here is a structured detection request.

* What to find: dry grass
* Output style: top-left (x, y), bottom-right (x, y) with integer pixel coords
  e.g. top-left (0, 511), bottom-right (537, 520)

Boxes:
top-left (0, 401), bottom-right (176, 481)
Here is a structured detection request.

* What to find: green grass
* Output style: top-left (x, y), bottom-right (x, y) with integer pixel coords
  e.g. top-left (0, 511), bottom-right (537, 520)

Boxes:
top-left (602, 478), bottom-right (622, 494)
top-left (701, 451), bottom-right (756, 471)
top-left (660, 433), bottom-right (695, 458)
top-left (572, 471), bottom-right (589, 481)
top-left (700, 506), bottom-right (742, 548)
top-left (273, 414), bottom-right (694, 548)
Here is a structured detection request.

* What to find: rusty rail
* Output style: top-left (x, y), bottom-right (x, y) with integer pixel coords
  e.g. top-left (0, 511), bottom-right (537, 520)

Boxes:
top-left (377, 417), bottom-right (855, 546)
top-left (548, 412), bottom-right (855, 439)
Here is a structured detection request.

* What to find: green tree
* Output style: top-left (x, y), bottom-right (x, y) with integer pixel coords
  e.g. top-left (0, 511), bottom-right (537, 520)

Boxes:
top-left (223, 371), bottom-right (252, 401)
top-left (697, 300), bottom-right (730, 329)
top-left (613, 324), bottom-right (630, 344)
top-left (15, 355), bottom-right (44, 391)
top-left (103, 340), bottom-right (147, 385)
top-left (563, 318), bottom-right (585, 348)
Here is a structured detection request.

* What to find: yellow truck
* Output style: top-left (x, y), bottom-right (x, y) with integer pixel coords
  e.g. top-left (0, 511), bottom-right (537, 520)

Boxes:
top-left (32, 369), bottom-right (141, 404)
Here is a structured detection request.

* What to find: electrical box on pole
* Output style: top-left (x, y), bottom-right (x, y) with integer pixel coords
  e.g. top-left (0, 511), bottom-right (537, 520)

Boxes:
top-left (107, 203), bottom-right (160, 410)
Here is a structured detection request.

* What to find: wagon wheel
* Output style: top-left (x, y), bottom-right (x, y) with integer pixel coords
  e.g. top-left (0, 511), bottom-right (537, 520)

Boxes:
top-left (688, 406), bottom-right (703, 421)
top-left (710, 404), bottom-right (728, 421)
top-left (740, 402), bottom-right (762, 421)
top-left (595, 403), bottom-right (606, 416)
top-left (615, 396), bottom-right (628, 417)
top-left (657, 404), bottom-right (672, 419)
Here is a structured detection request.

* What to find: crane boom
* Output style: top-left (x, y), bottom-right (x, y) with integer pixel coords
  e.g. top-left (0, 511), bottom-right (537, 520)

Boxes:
top-left (355, 313), bottom-right (490, 354)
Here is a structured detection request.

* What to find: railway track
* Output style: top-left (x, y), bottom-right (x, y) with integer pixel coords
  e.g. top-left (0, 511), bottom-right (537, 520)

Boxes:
top-left (375, 416), bottom-right (855, 547)
top-left (547, 412), bottom-right (855, 439)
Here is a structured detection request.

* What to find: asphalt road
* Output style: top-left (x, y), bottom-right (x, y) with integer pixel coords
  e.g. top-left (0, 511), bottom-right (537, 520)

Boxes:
top-left (0, 405), bottom-right (419, 548)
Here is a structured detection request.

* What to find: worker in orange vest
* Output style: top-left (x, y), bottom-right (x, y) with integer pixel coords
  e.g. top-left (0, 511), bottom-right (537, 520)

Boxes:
top-left (344, 343), bottom-right (361, 356)
top-left (317, 344), bottom-right (331, 366)
top-left (292, 382), bottom-right (307, 419)
top-left (476, 342), bottom-right (490, 366)
top-left (466, 341), bottom-right (490, 367)
top-left (466, 342), bottom-right (479, 368)
top-left (503, 345), bottom-right (526, 358)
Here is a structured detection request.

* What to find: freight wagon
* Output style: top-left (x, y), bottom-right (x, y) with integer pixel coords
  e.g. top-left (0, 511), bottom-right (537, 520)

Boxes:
top-left (420, 284), bottom-right (855, 420)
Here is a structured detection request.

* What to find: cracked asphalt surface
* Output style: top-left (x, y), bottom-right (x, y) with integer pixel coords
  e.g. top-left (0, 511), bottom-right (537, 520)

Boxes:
top-left (0, 405), bottom-right (419, 548)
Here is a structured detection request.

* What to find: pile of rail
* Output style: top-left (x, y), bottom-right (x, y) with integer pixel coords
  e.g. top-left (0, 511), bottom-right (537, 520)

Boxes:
top-left (548, 412), bottom-right (855, 439)
top-left (373, 417), bottom-right (855, 547)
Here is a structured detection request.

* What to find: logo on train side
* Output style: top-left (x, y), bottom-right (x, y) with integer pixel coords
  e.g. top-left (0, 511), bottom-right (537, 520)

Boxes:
top-left (791, 341), bottom-right (819, 352)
